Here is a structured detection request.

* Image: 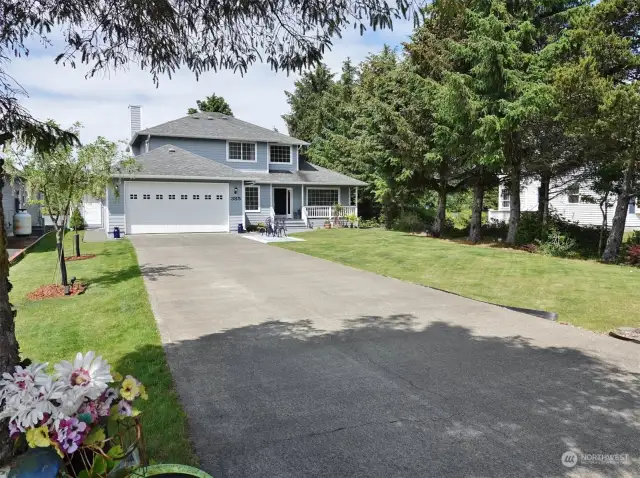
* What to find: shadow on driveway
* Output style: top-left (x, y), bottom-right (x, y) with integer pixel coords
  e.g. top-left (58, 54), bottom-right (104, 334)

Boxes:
top-left (120, 315), bottom-right (640, 477)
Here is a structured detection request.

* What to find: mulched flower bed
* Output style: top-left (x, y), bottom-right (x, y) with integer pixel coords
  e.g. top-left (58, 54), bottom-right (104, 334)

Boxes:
top-left (27, 283), bottom-right (86, 301)
top-left (64, 254), bottom-right (97, 262)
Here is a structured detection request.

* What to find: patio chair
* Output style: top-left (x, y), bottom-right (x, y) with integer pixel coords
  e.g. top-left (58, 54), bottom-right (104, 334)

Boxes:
top-left (275, 217), bottom-right (288, 237)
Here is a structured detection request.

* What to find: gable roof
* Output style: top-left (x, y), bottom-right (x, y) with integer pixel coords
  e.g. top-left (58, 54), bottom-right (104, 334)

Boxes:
top-left (260, 161), bottom-right (367, 186)
top-left (113, 144), bottom-right (258, 181)
top-left (132, 112), bottom-right (308, 146)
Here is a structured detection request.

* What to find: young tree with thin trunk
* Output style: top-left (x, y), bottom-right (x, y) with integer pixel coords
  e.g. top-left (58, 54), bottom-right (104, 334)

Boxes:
top-left (7, 127), bottom-right (130, 287)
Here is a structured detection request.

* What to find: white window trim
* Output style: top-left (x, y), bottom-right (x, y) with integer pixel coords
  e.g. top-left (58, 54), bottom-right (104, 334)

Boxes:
top-left (306, 187), bottom-right (340, 206)
top-left (227, 140), bottom-right (258, 163)
top-left (268, 144), bottom-right (293, 165)
top-left (245, 184), bottom-right (261, 212)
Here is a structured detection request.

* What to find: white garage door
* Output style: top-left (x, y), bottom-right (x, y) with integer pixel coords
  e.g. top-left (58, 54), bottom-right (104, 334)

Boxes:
top-left (125, 181), bottom-right (229, 234)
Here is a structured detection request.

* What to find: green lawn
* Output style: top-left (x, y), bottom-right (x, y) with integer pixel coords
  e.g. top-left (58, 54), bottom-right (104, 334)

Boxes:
top-left (275, 228), bottom-right (640, 333)
top-left (10, 232), bottom-right (196, 465)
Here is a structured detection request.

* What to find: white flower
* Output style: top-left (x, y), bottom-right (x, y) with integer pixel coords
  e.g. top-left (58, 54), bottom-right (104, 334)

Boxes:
top-left (54, 351), bottom-right (112, 400)
top-left (0, 373), bottom-right (61, 430)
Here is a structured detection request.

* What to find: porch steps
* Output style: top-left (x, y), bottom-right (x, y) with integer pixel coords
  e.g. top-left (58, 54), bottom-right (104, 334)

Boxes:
top-left (284, 219), bottom-right (309, 232)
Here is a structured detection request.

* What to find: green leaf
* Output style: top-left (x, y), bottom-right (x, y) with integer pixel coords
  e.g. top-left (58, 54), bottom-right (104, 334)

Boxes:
top-left (92, 455), bottom-right (107, 475)
top-left (78, 470), bottom-right (90, 478)
top-left (107, 445), bottom-right (123, 459)
top-left (84, 427), bottom-right (106, 446)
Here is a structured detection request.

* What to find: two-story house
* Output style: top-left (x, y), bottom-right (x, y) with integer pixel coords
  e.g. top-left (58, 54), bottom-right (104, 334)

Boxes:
top-left (100, 106), bottom-right (366, 235)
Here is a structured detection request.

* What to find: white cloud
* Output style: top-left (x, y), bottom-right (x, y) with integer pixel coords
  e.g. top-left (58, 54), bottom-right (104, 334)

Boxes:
top-left (6, 21), bottom-right (412, 145)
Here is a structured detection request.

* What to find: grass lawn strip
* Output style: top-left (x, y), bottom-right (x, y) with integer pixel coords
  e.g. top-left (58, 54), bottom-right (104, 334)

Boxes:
top-left (10, 232), bottom-right (197, 465)
top-left (275, 228), bottom-right (639, 333)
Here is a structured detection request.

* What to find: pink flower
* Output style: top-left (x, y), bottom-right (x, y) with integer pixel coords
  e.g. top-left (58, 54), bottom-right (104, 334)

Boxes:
top-left (78, 401), bottom-right (99, 423)
top-left (8, 420), bottom-right (20, 438)
top-left (97, 401), bottom-right (110, 417)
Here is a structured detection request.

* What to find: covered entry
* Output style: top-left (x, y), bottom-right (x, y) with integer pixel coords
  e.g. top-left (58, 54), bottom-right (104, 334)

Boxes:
top-left (125, 181), bottom-right (229, 234)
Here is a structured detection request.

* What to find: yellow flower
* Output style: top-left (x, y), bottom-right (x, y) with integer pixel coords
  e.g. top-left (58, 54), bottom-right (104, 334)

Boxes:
top-left (26, 426), bottom-right (50, 448)
top-left (112, 371), bottom-right (123, 382)
top-left (120, 377), bottom-right (139, 401)
top-left (138, 384), bottom-right (148, 401)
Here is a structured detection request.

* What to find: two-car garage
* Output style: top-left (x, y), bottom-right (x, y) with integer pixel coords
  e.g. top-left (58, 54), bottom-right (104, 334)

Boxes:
top-left (124, 181), bottom-right (229, 234)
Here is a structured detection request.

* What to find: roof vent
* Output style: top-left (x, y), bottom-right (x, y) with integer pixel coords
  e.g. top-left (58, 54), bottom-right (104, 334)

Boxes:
top-left (192, 115), bottom-right (200, 119)
top-left (168, 147), bottom-right (176, 153)
top-left (220, 115), bottom-right (229, 120)
top-left (207, 116), bottom-right (214, 120)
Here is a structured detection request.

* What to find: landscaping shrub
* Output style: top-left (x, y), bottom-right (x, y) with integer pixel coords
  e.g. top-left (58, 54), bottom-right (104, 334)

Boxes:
top-left (520, 243), bottom-right (538, 253)
top-left (535, 227), bottom-right (578, 258)
top-left (246, 225), bottom-right (258, 232)
top-left (391, 211), bottom-right (425, 233)
top-left (516, 212), bottom-right (549, 244)
top-left (359, 218), bottom-right (381, 229)
top-left (624, 230), bottom-right (640, 246)
top-left (624, 244), bottom-right (640, 265)
top-left (447, 209), bottom-right (472, 230)
top-left (69, 207), bottom-right (85, 231)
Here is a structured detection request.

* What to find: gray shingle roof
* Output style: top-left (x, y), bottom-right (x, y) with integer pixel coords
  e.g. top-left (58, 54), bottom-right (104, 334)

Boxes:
top-left (260, 161), bottom-right (367, 186)
top-left (132, 112), bottom-right (309, 146)
top-left (114, 145), bottom-right (255, 180)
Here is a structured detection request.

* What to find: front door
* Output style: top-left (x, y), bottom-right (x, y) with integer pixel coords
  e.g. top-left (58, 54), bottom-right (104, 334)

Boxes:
top-left (273, 188), bottom-right (292, 218)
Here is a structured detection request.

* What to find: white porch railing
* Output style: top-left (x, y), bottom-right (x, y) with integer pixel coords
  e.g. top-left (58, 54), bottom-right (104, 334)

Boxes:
top-left (303, 205), bottom-right (357, 219)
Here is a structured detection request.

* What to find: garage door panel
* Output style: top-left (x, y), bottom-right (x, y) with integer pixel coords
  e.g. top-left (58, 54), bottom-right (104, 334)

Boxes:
top-left (125, 182), bottom-right (229, 234)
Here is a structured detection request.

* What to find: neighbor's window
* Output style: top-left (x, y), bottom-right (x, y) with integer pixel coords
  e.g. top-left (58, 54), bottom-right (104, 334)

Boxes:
top-left (567, 184), bottom-right (580, 204)
top-left (349, 187), bottom-right (357, 206)
top-left (228, 142), bottom-right (256, 161)
top-left (629, 197), bottom-right (636, 214)
top-left (269, 145), bottom-right (291, 163)
top-left (307, 189), bottom-right (339, 206)
top-left (245, 186), bottom-right (259, 211)
top-left (500, 189), bottom-right (510, 209)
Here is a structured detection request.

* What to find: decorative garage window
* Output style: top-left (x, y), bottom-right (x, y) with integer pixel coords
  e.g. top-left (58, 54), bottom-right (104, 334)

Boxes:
top-left (205, 195), bottom-right (212, 200)
top-left (216, 194), bottom-right (223, 200)
top-left (228, 142), bottom-right (256, 162)
top-left (245, 186), bottom-right (260, 211)
top-left (169, 195), bottom-right (176, 200)
top-left (193, 194), bottom-right (200, 200)
top-left (307, 188), bottom-right (339, 206)
top-left (269, 145), bottom-right (291, 163)
top-left (143, 194), bottom-right (151, 200)
top-left (181, 195), bottom-right (188, 200)
top-left (156, 194), bottom-right (163, 200)
top-left (129, 194), bottom-right (137, 200)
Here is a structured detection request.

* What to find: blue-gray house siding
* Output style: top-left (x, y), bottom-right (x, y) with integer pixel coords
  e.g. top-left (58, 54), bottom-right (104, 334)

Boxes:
top-left (148, 136), bottom-right (270, 171)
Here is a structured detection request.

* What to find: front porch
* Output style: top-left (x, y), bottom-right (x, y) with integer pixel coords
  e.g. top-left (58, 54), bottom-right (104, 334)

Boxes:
top-left (243, 183), bottom-right (359, 230)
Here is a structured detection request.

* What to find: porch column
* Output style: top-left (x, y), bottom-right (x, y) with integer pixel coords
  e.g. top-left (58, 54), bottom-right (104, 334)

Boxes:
top-left (241, 180), bottom-right (246, 230)
top-left (355, 186), bottom-right (359, 218)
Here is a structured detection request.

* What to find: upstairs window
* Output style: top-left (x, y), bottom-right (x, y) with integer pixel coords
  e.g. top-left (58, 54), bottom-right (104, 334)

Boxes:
top-left (629, 197), bottom-right (636, 215)
top-left (269, 145), bottom-right (291, 164)
top-left (567, 184), bottom-right (580, 204)
top-left (228, 142), bottom-right (256, 162)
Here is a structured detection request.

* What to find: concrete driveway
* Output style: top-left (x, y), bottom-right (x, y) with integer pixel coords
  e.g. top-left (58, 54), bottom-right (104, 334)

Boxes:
top-left (130, 234), bottom-right (639, 477)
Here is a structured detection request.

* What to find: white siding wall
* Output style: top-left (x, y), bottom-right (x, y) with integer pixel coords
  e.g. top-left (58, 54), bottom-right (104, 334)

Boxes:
top-left (492, 177), bottom-right (640, 230)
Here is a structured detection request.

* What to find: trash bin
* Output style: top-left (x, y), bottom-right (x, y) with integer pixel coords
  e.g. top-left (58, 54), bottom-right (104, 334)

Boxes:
top-left (237, 223), bottom-right (244, 233)
top-left (113, 227), bottom-right (121, 239)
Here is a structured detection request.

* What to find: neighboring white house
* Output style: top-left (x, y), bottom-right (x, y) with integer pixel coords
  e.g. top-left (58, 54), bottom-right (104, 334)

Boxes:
top-left (488, 177), bottom-right (640, 231)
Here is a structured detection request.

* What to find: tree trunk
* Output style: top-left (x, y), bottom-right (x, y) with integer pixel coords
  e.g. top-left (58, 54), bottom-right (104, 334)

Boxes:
top-left (598, 191), bottom-right (609, 256)
top-left (602, 163), bottom-right (634, 262)
top-left (468, 177), bottom-right (484, 243)
top-left (0, 158), bottom-right (20, 465)
top-left (538, 171), bottom-right (550, 225)
top-left (431, 187), bottom-right (447, 238)
top-left (505, 164), bottom-right (521, 244)
top-left (56, 229), bottom-right (69, 287)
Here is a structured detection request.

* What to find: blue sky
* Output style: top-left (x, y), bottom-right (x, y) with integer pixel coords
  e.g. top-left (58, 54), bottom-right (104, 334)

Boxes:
top-left (7, 21), bottom-right (413, 145)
